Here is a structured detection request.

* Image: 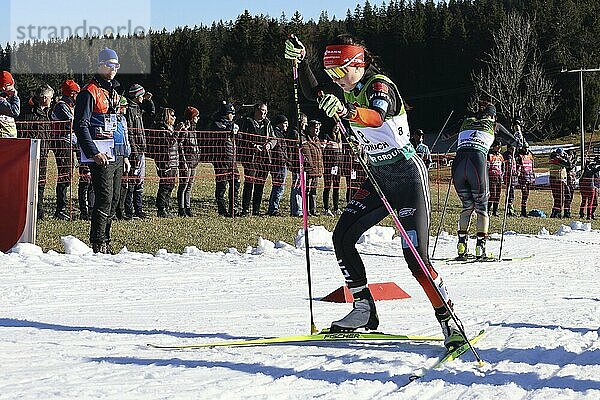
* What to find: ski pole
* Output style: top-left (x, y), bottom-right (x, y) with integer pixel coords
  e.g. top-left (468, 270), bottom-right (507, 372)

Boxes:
top-left (431, 139), bottom-right (458, 259)
top-left (290, 34), bottom-right (318, 335)
top-left (499, 146), bottom-right (516, 260)
top-left (430, 110), bottom-right (454, 152)
top-left (324, 105), bottom-right (483, 365)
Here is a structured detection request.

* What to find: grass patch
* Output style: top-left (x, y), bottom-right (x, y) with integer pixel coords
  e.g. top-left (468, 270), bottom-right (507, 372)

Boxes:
top-left (36, 156), bottom-right (585, 254)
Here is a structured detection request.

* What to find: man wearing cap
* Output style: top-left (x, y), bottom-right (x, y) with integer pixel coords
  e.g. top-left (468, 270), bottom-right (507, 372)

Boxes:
top-left (123, 83), bottom-right (152, 219)
top-left (0, 71), bottom-right (20, 138)
top-left (210, 101), bottom-right (240, 217)
top-left (51, 79), bottom-right (81, 220)
top-left (74, 48), bottom-right (131, 253)
top-left (266, 114), bottom-right (290, 216)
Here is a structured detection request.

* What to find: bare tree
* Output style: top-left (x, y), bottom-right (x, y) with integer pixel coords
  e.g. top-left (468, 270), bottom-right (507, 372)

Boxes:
top-left (471, 12), bottom-right (559, 139)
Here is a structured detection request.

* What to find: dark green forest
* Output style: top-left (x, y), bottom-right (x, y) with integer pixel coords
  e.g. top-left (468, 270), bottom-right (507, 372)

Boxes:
top-left (1, 0), bottom-right (599, 139)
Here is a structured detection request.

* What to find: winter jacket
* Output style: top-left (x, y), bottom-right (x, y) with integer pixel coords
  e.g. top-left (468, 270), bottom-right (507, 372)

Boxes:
top-left (176, 120), bottom-right (200, 169)
top-left (152, 121), bottom-right (179, 171)
top-left (238, 116), bottom-right (273, 165)
top-left (51, 96), bottom-right (76, 144)
top-left (74, 75), bottom-right (128, 160)
top-left (0, 92), bottom-right (20, 138)
top-left (517, 151), bottom-right (535, 185)
top-left (302, 135), bottom-right (324, 177)
top-left (549, 151), bottom-right (572, 181)
top-left (18, 97), bottom-right (52, 140)
top-left (267, 125), bottom-right (290, 168)
top-left (125, 100), bottom-right (146, 156)
top-left (210, 117), bottom-right (239, 175)
top-left (488, 151), bottom-right (504, 180)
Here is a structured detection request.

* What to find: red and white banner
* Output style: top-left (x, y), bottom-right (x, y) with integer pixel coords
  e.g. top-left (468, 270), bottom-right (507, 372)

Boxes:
top-left (0, 138), bottom-right (40, 252)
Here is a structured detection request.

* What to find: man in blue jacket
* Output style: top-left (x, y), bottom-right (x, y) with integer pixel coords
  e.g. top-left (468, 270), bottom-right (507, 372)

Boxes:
top-left (74, 48), bottom-right (130, 254)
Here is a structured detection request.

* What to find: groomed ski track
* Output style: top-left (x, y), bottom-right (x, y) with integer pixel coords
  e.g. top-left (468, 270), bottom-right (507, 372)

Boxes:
top-left (0, 225), bottom-right (599, 399)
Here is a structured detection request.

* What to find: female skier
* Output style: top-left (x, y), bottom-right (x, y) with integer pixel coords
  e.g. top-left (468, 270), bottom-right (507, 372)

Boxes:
top-left (285, 34), bottom-right (464, 348)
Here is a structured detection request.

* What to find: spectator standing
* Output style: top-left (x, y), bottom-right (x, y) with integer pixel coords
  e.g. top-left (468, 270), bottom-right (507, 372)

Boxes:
top-left (152, 107), bottom-right (179, 218)
top-left (287, 113), bottom-right (308, 217)
top-left (210, 101), bottom-right (240, 217)
top-left (267, 114), bottom-right (290, 216)
top-left (322, 124), bottom-right (343, 215)
top-left (176, 106), bottom-right (201, 217)
top-left (238, 101), bottom-right (273, 216)
top-left (516, 142), bottom-right (535, 217)
top-left (502, 144), bottom-right (518, 216)
top-left (20, 84), bottom-right (54, 220)
top-left (548, 148), bottom-right (571, 218)
top-left (579, 156), bottom-right (600, 220)
top-left (74, 48), bottom-right (131, 253)
top-left (0, 71), bottom-right (20, 138)
top-left (123, 84), bottom-right (151, 219)
top-left (410, 129), bottom-right (432, 168)
top-left (564, 150), bottom-right (578, 218)
top-left (51, 79), bottom-right (80, 220)
top-left (487, 140), bottom-right (504, 217)
top-left (302, 120), bottom-right (324, 216)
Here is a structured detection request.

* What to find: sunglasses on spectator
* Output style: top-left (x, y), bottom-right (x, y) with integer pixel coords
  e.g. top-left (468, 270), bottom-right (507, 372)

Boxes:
top-left (324, 66), bottom-right (349, 80)
top-left (102, 61), bottom-right (121, 71)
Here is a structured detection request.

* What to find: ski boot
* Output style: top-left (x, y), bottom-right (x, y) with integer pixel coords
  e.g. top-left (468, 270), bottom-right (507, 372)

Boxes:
top-left (330, 287), bottom-right (379, 332)
top-left (456, 232), bottom-right (468, 260)
top-left (475, 236), bottom-right (487, 259)
top-left (435, 307), bottom-right (467, 350)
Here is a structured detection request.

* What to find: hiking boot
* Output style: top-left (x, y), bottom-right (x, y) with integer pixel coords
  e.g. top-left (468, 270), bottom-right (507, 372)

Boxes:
top-left (457, 233), bottom-right (468, 259)
top-left (475, 237), bottom-right (487, 259)
top-left (185, 208), bottom-right (193, 217)
top-left (330, 287), bottom-right (379, 332)
top-left (178, 208), bottom-right (187, 217)
top-left (563, 210), bottom-right (571, 219)
top-left (550, 209), bottom-right (561, 218)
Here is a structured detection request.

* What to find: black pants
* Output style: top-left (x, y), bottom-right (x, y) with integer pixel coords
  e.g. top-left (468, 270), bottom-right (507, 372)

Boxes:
top-left (177, 165), bottom-right (197, 209)
top-left (332, 156), bottom-right (445, 309)
top-left (89, 157), bottom-right (123, 244)
top-left (452, 149), bottom-right (489, 235)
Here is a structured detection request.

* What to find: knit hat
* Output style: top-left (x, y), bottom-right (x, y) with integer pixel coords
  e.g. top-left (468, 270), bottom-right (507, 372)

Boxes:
top-left (478, 101), bottom-right (496, 118)
top-left (184, 106), bottom-right (200, 120)
top-left (0, 71), bottom-right (15, 87)
top-left (219, 101), bottom-right (235, 115)
top-left (61, 79), bottom-right (80, 96)
top-left (128, 84), bottom-right (145, 98)
top-left (98, 47), bottom-right (119, 64)
top-left (272, 114), bottom-right (288, 126)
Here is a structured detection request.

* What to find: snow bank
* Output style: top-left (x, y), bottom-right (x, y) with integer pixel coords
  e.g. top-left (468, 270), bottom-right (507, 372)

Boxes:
top-left (9, 242), bottom-right (44, 255)
top-left (61, 235), bottom-right (92, 255)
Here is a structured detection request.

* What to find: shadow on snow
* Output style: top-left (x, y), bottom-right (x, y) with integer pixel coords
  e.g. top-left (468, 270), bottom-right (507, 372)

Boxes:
top-left (0, 318), bottom-right (251, 340)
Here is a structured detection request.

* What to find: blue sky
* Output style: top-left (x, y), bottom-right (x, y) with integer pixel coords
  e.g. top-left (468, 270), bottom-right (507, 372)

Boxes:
top-left (2, 0), bottom-right (386, 45)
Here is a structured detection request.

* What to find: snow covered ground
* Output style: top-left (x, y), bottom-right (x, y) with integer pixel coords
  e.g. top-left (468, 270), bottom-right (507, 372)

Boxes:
top-left (1, 223), bottom-right (599, 399)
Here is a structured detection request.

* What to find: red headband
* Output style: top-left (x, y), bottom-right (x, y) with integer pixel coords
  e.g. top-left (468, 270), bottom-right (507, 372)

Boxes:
top-left (323, 45), bottom-right (366, 68)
